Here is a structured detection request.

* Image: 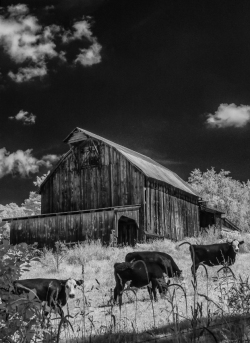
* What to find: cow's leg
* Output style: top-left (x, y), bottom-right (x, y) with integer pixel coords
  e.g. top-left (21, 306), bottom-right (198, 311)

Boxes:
top-left (147, 285), bottom-right (153, 301)
top-left (118, 285), bottom-right (124, 307)
top-left (150, 279), bottom-right (158, 302)
top-left (114, 284), bottom-right (124, 305)
top-left (114, 278), bottom-right (124, 306)
top-left (41, 302), bottom-right (52, 328)
top-left (156, 278), bottom-right (164, 297)
top-left (114, 286), bottom-right (118, 303)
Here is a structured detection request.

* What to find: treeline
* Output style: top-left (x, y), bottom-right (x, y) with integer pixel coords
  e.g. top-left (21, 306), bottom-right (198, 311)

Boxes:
top-left (188, 168), bottom-right (250, 232)
top-left (0, 173), bottom-right (48, 219)
top-left (1, 168), bottom-right (250, 231)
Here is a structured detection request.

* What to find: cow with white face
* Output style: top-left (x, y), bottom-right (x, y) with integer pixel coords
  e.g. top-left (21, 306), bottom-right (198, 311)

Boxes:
top-left (13, 278), bottom-right (83, 317)
top-left (65, 278), bottom-right (81, 299)
top-left (231, 239), bottom-right (243, 253)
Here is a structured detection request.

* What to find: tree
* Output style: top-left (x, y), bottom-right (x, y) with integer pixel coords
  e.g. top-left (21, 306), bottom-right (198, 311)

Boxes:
top-left (22, 172), bottom-right (50, 215)
top-left (0, 172), bottom-right (50, 219)
top-left (188, 168), bottom-right (250, 231)
top-left (0, 203), bottom-right (26, 219)
top-left (21, 192), bottom-right (41, 216)
top-left (33, 171), bottom-right (50, 188)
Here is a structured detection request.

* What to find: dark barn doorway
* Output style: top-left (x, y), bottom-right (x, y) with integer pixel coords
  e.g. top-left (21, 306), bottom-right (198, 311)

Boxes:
top-left (117, 216), bottom-right (138, 246)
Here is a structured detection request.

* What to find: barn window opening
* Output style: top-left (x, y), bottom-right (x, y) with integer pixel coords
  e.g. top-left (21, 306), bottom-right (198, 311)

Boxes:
top-left (80, 139), bottom-right (101, 169)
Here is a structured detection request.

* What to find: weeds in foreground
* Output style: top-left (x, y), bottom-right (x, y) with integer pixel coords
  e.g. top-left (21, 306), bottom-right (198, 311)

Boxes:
top-left (2, 236), bottom-right (250, 342)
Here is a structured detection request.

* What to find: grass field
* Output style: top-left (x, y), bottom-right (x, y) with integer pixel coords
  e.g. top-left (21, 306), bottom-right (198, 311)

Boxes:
top-left (18, 229), bottom-right (250, 342)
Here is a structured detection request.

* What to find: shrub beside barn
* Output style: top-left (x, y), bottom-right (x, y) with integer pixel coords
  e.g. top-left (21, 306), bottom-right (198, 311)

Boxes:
top-left (3, 127), bottom-right (227, 248)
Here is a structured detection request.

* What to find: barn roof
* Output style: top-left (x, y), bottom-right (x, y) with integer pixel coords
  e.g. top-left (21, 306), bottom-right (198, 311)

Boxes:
top-left (61, 127), bottom-right (199, 197)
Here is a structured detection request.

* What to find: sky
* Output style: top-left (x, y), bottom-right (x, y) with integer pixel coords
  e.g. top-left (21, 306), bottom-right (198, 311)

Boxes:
top-left (1, 0), bottom-right (250, 205)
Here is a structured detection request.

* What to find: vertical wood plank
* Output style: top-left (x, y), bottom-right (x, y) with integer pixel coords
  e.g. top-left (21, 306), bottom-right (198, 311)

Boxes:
top-left (150, 181), bottom-right (155, 233)
top-left (146, 179), bottom-right (150, 232)
top-left (90, 168), bottom-right (94, 209)
top-left (81, 213), bottom-right (87, 241)
top-left (117, 154), bottom-right (122, 206)
top-left (109, 146), bottom-right (114, 207)
top-left (155, 183), bottom-right (159, 235)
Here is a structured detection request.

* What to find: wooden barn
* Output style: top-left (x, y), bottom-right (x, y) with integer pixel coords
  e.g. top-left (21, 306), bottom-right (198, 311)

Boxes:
top-left (6, 127), bottom-right (202, 248)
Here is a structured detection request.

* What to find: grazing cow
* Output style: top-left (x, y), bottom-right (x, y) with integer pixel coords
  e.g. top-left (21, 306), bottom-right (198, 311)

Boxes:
top-left (13, 278), bottom-right (83, 317)
top-left (125, 251), bottom-right (182, 278)
top-left (114, 260), bottom-right (170, 305)
top-left (179, 240), bottom-right (244, 277)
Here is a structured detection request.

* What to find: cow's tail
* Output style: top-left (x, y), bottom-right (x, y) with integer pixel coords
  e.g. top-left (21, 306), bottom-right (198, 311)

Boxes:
top-left (179, 241), bottom-right (192, 248)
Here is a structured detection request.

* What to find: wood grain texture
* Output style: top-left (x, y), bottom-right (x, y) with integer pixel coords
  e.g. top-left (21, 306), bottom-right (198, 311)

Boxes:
top-left (24, 138), bottom-right (202, 246)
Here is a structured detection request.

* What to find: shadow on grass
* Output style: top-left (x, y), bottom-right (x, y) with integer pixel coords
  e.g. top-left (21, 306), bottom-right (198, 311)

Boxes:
top-left (61, 313), bottom-right (250, 343)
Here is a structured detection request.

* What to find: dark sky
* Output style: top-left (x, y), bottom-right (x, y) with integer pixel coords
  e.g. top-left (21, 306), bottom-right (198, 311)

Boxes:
top-left (1, 0), bottom-right (250, 205)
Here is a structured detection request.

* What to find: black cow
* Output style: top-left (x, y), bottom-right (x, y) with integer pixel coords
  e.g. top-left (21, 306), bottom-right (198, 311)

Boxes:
top-left (125, 251), bottom-right (182, 278)
top-left (13, 278), bottom-right (83, 317)
top-left (114, 260), bottom-right (170, 306)
top-left (179, 240), bottom-right (244, 277)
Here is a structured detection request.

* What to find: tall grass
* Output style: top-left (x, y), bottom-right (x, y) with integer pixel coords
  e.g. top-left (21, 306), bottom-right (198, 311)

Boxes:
top-left (19, 231), bottom-right (250, 342)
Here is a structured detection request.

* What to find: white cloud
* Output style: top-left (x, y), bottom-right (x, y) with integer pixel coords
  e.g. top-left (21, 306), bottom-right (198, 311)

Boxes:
top-left (62, 19), bottom-right (93, 43)
top-left (0, 147), bottom-right (39, 178)
top-left (38, 154), bottom-right (60, 168)
top-left (45, 5), bottom-right (55, 11)
top-left (0, 5), bottom-right (58, 64)
top-left (9, 110), bottom-right (36, 124)
top-left (206, 103), bottom-right (250, 128)
top-left (62, 19), bottom-right (102, 66)
top-left (0, 148), bottom-right (60, 178)
top-left (0, 5), bottom-right (102, 82)
top-left (8, 63), bottom-right (47, 82)
top-left (8, 4), bottom-right (29, 16)
top-left (75, 40), bottom-right (101, 66)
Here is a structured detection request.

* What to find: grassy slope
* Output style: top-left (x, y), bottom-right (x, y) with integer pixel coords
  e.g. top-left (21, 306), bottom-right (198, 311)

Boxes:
top-left (21, 231), bottom-right (250, 341)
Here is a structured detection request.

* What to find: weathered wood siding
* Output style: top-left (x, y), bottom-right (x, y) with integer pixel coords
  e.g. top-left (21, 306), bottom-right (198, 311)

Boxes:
top-left (38, 139), bottom-right (200, 243)
top-left (144, 179), bottom-right (199, 240)
top-left (9, 208), bottom-right (116, 248)
top-left (41, 143), bottom-right (144, 216)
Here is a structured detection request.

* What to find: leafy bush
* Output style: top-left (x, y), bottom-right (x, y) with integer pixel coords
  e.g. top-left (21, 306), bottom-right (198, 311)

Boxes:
top-left (226, 276), bottom-right (250, 314)
top-left (65, 240), bottom-right (134, 265)
top-left (0, 241), bottom-right (46, 342)
top-left (39, 241), bottom-right (67, 272)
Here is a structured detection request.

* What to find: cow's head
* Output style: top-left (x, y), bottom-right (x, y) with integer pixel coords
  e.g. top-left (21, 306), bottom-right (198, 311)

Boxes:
top-left (65, 278), bottom-right (83, 299)
top-left (230, 240), bottom-right (244, 253)
top-left (175, 269), bottom-right (184, 281)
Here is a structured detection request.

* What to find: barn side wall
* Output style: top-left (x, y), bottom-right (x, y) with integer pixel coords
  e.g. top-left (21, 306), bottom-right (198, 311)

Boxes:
top-left (145, 179), bottom-right (200, 240)
top-left (39, 140), bottom-right (199, 242)
top-left (9, 209), bottom-right (115, 248)
top-left (41, 143), bottom-right (145, 216)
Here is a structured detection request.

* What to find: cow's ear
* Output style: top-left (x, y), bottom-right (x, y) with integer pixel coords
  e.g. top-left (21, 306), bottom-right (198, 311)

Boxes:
top-left (76, 280), bottom-right (83, 286)
top-left (239, 240), bottom-right (244, 245)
